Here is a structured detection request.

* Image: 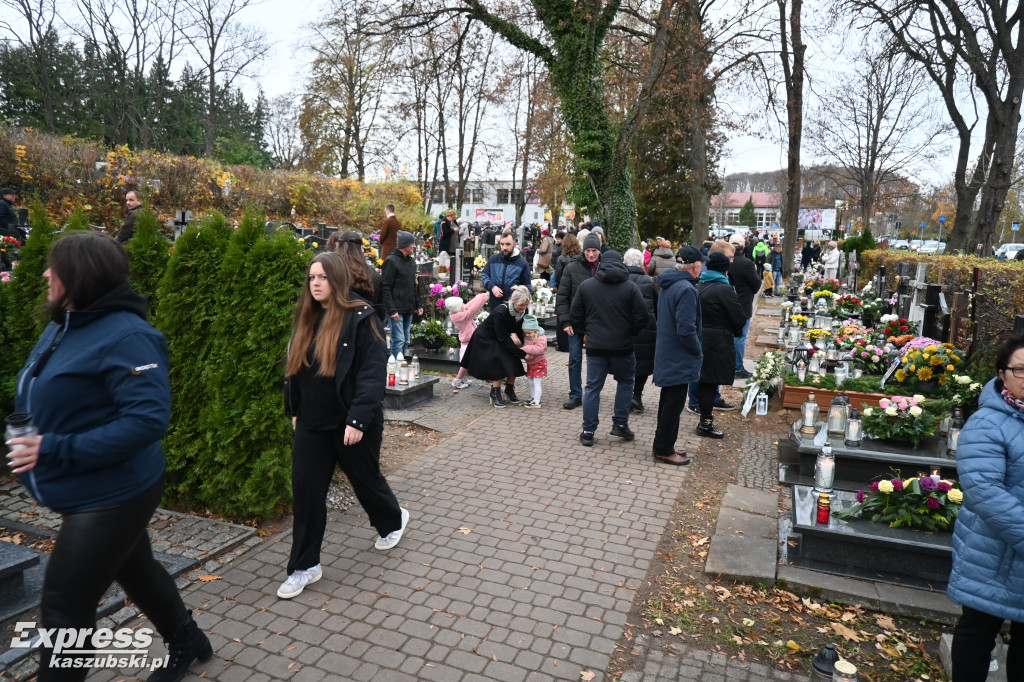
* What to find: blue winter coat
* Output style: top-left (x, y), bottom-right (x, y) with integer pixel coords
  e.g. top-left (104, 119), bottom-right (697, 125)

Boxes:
top-left (947, 378), bottom-right (1024, 622)
top-left (14, 283), bottom-right (170, 513)
top-left (652, 269), bottom-right (702, 387)
top-left (481, 252), bottom-right (532, 309)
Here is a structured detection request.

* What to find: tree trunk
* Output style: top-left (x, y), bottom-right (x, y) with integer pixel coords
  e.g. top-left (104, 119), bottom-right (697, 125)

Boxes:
top-left (780, 0), bottom-right (804, 277)
top-left (688, 109), bottom-right (710, 247)
top-left (944, 118), bottom-right (993, 251)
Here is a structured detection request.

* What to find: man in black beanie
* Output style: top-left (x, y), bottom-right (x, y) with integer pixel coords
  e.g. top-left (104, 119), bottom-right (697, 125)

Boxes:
top-left (555, 232), bottom-right (603, 409)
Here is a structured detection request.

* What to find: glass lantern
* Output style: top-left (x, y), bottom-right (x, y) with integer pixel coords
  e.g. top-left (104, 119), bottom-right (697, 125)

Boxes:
top-left (791, 339), bottom-right (811, 370)
top-left (398, 362), bottom-right (410, 385)
top-left (832, 659), bottom-right (858, 682)
top-left (938, 410), bottom-right (951, 435)
top-left (777, 323), bottom-right (787, 345)
top-left (788, 325), bottom-right (802, 345)
top-left (947, 407), bottom-right (964, 454)
top-left (796, 360), bottom-right (807, 382)
top-left (844, 408), bottom-right (862, 447)
top-left (813, 440), bottom-right (836, 494)
top-left (756, 392), bottom-right (769, 415)
top-left (808, 353), bottom-right (822, 375)
top-left (800, 392), bottom-right (820, 434)
top-left (827, 395), bottom-right (848, 436)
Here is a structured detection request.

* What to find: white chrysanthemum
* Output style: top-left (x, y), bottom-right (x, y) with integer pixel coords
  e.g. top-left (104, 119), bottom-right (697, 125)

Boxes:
top-left (862, 407), bottom-right (873, 416)
top-left (908, 406), bottom-right (923, 416)
top-left (884, 406), bottom-right (899, 417)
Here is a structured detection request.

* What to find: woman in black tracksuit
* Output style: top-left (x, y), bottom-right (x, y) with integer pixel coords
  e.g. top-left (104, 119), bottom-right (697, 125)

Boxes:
top-left (280, 252), bottom-right (407, 600)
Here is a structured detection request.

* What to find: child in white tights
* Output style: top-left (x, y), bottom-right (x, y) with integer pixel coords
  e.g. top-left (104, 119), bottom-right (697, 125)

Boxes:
top-left (520, 315), bottom-right (548, 408)
top-left (447, 293), bottom-right (489, 389)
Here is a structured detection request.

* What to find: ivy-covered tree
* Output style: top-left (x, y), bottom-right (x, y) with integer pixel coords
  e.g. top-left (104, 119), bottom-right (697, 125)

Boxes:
top-left (738, 197), bottom-right (757, 227)
top-left (125, 208), bottom-right (171, 315)
top-left (0, 202), bottom-right (58, 413)
top-left (155, 212), bottom-right (234, 508)
top-left (193, 209), bottom-right (310, 519)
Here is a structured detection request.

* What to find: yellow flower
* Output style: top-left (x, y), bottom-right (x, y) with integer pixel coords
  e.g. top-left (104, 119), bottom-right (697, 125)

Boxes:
top-left (878, 480), bottom-right (894, 494)
top-left (947, 365), bottom-right (954, 371)
top-left (895, 369), bottom-right (907, 382)
top-left (925, 345), bottom-right (938, 353)
top-left (948, 489), bottom-right (963, 504)
top-left (951, 355), bottom-right (960, 363)
top-left (930, 356), bottom-right (943, 366)
top-left (909, 365), bottom-right (916, 372)
top-left (917, 367), bottom-right (933, 381)
top-left (922, 353), bottom-right (930, 360)
top-left (905, 478), bottom-right (916, 489)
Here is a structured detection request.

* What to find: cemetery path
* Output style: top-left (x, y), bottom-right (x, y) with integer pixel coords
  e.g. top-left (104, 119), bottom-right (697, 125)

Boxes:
top-left (82, 320), bottom-right (802, 682)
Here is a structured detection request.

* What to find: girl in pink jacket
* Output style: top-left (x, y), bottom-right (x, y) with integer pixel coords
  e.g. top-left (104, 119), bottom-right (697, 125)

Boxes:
top-left (520, 315), bottom-right (548, 408)
top-left (446, 293), bottom-right (489, 389)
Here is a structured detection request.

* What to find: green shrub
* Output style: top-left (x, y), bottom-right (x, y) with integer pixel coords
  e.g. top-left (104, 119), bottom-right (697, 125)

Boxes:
top-left (194, 208), bottom-right (310, 519)
top-left (125, 208), bottom-right (170, 316)
top-left (0, 202), bottom-right (58, 414)
top-left (155, 212), bottom-right (234, 508)
top-left (63, 206), bottom-right (92, 232)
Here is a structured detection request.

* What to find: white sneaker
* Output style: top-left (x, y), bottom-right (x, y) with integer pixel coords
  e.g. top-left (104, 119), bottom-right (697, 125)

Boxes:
top-left (276, 564), bottom-right (322, 599)
top-left (452, 378), bottom-right (472, 389)
top-left (522, 399), bottom-right (541, 409)
top-left (375, 508), bottom-right (410, 550)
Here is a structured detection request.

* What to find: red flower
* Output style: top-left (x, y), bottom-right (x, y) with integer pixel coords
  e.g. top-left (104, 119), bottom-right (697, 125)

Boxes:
top-left (899, 318), bottom-right (907, 323)
top-left (892, 479), bottom-right (904, 491)
top-left (938, 481), bottom-right (952, 492)
top-left (900, 325), bottom-right (909, 331)
top-left (870, 481), bottom-right (880, 492)
top-left (926, 496), bottom-right (941, 511)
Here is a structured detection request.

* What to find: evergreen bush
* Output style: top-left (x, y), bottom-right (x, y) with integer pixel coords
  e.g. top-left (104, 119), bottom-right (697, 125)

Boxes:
top-left (155, 212), bottom-right (234, 507)
top-left (62, 206), bottom-right (92, 232)
top-left (194, 208), bottom-right (310, 519)
top-left (0, 202), bottom-right (58, 414)
top-left (125, 208), bottom-right (170, 316)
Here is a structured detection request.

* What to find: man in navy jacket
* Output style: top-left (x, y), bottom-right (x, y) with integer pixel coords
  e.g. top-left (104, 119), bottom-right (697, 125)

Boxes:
top-left (482, 232), bottom-right (531, 310)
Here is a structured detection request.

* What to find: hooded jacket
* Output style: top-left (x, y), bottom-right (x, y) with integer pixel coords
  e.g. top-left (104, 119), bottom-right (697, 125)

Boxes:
top-left (569, 259), bottom-right (649, 356)
top-left (947, 378), bottom-right (1024, 622)
top-left (648, 247), bottom-right (677, 282)
top-left (653, 269), bottom-right (702, 387)
top-left (555, 252), bottom-right (597, 327)
top-left (14, 283), bottom-right (170, 513)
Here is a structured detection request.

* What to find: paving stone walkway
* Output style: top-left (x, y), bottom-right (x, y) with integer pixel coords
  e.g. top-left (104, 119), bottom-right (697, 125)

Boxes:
top-left (68, 333), bottom-right (798, 682)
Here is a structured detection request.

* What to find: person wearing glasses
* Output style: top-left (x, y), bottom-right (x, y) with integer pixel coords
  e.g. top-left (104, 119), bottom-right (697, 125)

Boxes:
top-left (948, 333), bottom-right (1024, 681)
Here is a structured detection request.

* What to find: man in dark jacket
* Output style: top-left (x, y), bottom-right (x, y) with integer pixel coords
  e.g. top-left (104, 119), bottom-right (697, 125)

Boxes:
top-left (570, 250), bottom-right (649, 447)
top-left (115, 191), bottom-right (142, 243)
top-left (728, 234), bottom-right (761, 379)
top-left (482, 232), bottom-right (532, 310)
top-left (378, 204), bottom-right (401, 260)
top-left (381, 231), bottom-right (423, 360)
top-left (0, 187), bottom-right (22, 268)
top-left (556, 232), bottom-right (602, 409)
top-left (651, 246), bottom-right (704, 465)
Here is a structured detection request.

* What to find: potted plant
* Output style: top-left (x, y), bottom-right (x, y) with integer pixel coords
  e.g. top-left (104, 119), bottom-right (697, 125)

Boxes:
top-left (836, 473), bottom-right (963, 532)
top-left (411, 319), bottom-right (457, 351)
top-left (860, 394), bottom-right (941, 447)
top-left (893, 338), bottom-right (962, 392)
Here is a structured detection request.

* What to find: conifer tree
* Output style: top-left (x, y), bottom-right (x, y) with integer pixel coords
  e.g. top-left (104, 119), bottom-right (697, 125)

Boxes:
top-left (63, 206), bottom-right (92, 232)
top-left (155, 213), bottom-right (234, 506)
top-left (0, 202), bottom-right (58, 413)
top-left (125, 208), bottom-right (170, 315)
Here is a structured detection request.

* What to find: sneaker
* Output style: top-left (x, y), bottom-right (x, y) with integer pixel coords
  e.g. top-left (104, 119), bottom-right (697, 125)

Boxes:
top-left (713, 398), bottom-right (737, 411)
top-left (734, 369), bottom-right (753, 379)
top-left (579, 431), bottom-right (595, 446)
top-left (610, 423), bottom-right (635, 441)
top-left (375, 508), bottom-right (410, 550)
top-left (452, 378), bottom-right (472, 389)
top-left (686, 404), bottom-right (700, 415)
top-left (522, 399), bottom-right (542, 409)
top-left (276, 564), bottom-right (323, 599)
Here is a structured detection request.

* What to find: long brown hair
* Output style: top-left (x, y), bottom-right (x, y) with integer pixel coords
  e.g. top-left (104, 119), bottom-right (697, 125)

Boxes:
top-left (286, 252), bottom-right (371, 377)
top-left (332, 230), bottom-right (375, 296)
top-left (561, 233), bottom-right (581, 258)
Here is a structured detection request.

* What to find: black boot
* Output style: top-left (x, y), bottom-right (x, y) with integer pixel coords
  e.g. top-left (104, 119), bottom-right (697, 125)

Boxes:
top-left (489, 386), bottom-right (507, 408)
top-left (695, 415), bottom-right (725, 439)
top-left (504, 382), bottom-right (521, 405)
top-left (148, 612), bottom-right (213, 682)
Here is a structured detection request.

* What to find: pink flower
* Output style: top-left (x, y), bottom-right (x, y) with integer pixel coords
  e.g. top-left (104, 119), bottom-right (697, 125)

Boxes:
top-left (857, 490), bottom-right (865, 503)
top-left (938, 481), bottom-right (952, 492)
top-left (892, 479), bottom-right (904, 491)
top-left (879, 399), bottom-right (890, 409)
top-left (452, 287), bottom-right (459, 296)
top-left (861, 351), bottom-right (868, 358)
top-left (926, 496), bottom-right (941, 511)
top-left (870, 481), bottom-right (880, 492)
top-left (898, 402), bottom-right (909, 410)
top-left (909, 399), bottom-right (918, 407)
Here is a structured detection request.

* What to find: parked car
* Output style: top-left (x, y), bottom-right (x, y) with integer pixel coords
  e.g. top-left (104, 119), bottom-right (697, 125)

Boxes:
top-left (918, 240), bottom-right (946, 255)
top-left (908, 239), bottom-right (924, 251)
top-left (892, 240), bottom-right (910, 250)
top-left (995, 243), bottom-right (1024, 259)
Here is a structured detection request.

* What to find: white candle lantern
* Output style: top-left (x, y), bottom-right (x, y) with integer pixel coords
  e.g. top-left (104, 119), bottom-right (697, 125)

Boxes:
top-left (800, 392), bottom-right (820, 434)
top-left (813, 441), bottom-right (836, 494)
top-left (844, 408), bottom-right (862, 447)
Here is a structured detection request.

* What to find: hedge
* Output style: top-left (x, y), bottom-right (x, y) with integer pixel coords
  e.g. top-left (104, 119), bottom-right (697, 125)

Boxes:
top-left (859, 249), bottom-right (1024, 361)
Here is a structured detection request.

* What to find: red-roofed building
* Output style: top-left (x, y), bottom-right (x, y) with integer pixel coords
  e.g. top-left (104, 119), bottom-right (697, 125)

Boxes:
top-left (710, 192), bottom-right (781, 229)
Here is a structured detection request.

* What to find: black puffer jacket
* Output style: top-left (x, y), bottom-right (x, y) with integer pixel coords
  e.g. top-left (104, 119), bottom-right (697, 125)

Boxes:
top-left (627, 265), bottom-right (657, 377)
top-left (570, 259), bottom-right (649, 357)
top-left (697, 275), bottom-right (746, 385)
top-left (555, 253), bottom-right (598, 328)
top-left (729, 250), bottom-right (762, 318)
top-left (381, 250), bottom-right (422, 315)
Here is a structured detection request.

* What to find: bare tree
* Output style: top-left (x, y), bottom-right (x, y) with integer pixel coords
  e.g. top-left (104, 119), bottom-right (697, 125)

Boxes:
top-left (776, 0), bottom-right (804, 276)
top-left (177, 0), bottom-right (270, 156)
top-left (265, 92), bottom-right (304, 168)
top-left (809, 46), bottom-right (946, 235)
top-left (1, 0), bottom-right (60, 131)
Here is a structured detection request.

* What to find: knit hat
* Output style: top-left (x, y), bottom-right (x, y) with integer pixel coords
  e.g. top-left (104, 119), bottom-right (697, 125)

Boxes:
top-left (582, 233), bottom-right (602, 251)
top-left (521, 314), bottom-right (541, 331)
top-left (603, 249), bottom-right (622, 262)
top-left (542, 229), bottom-right (549, 236)
top-left (444, 296), bottom-right (464, 313)
top-left (396, 230), bottom-right (415, 249)
top-left (591, 226), bottom-right (604, 236)
top-left (706, 252), bottom-right (731, 272)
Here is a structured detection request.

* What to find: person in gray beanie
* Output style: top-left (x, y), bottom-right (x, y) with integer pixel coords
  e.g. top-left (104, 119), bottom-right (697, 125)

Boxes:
top-left (381, 231), bottom-right (422, 360)
top-left (555, 232), bottom-right (603, 409)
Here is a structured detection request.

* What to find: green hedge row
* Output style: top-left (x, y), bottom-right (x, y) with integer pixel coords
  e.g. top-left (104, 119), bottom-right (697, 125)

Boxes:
top-left (0, 208), bottom-right (311, 521)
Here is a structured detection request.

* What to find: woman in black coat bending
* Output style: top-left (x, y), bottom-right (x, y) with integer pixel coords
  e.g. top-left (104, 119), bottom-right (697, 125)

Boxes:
top-left (696, 250), bottom-right (746, 438)
top-left (624, 248), bottom-right (657, 413)
top-left (461, 284), bottom-right (530, 408)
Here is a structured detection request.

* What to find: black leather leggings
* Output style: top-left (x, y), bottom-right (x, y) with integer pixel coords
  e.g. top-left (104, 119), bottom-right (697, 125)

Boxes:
top-left (38, 474), bottom-right (188, 681)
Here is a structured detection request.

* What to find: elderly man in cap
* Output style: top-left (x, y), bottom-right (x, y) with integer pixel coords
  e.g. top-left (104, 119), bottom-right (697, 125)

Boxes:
top-left (381, 230), bottom-right (423, 361)
top-left (728, 233), bottom-right (761, 380)
top-left (650, 246), bottom-right (705, 465)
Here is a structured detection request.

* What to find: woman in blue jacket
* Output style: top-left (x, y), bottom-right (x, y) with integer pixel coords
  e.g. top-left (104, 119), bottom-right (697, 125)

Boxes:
top-left (948, 333), bottom-right (1024, 681)
top-left (8, 232), bottom-right (210, 681)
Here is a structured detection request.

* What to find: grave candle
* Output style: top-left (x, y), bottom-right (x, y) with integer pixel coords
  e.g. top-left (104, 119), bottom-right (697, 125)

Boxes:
top-left (832, 660), bottom-right (858, 682)
top-left (800, 393), bottom-right (819, 434)
top-left (948, 408), bottom-right (964, 454)
top-left (816, 493), bottom-right (831, 524)
top-left (813, 441), bottom-right (835, 494)
top-left (844, 408), bottom-right (862, 447)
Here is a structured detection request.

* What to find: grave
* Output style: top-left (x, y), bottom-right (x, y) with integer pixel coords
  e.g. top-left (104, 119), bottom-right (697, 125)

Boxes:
top-left (786, 484), bottom-right (953, 590)
top-left (384, 374), bottom-right (440, 409)
top-left (0, 541), bottom-right (43, 624)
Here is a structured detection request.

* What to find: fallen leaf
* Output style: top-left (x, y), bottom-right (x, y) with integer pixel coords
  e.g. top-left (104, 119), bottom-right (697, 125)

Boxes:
top-left (457, 527), bottom-right (471, 535)
top-left (786, 640), bottom-right (806, 653)
top-left (832, 623), bottom-right (863, 643)
top-left (742, 618), bottom-right (755, 627)
top-left (581, 672), bottom-right (595, 682)
top-left (654, 618), bottom-right (664, 626)
top-left (875, 614), bottom-right (896, 630)
top-left (197, 575), bottom-right (222, 582)
top-left (668, 627), bottom-right (681, 635)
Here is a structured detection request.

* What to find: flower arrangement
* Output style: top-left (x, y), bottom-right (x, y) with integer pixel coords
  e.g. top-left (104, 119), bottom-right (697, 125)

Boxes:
top-left (745, 350), bottom-right (786, 398)
top-left (780, 301), bottom-right (794, 311)
top-left (834, 294), bottom-right (862, 313)
top-left (410, 319), bottom-right (459, 349)
top-left (533, 287), bottom-right (554, 304)
top-left (806, 328), bottom-right (831, 342)
top-left (790, 314), bottom-right (809, 328)
top-left (943, 374), bottom-right (984, 409)
top-left (895, 341), bottom-right (960, 386)
top-left (426, 280), bottom-right (469, 313)
top-left (438, 265), bottom-right (449, 274)
top-left (805, 278), bottom-right (841, 294)
top-left (0, 271), bottom-right (11, 283)
top-left (846, 343), bottom-right (885, 372)
top-left (1, 235), bottom-right (20, 253)
top-left (879, 315), bottom-right (918, 340)
top-left (811, 290), bottom-right (836, 303)
top-left (860, 297), bottom-right (885, 319)
top-left (860, 395), bottom-right (938, 447)
top-left (474, 254), bottom-right (487, 268)
top-left (835, 473), bottom-right (963, 532)
top-left (473, 310), bottom-right (489, 326)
